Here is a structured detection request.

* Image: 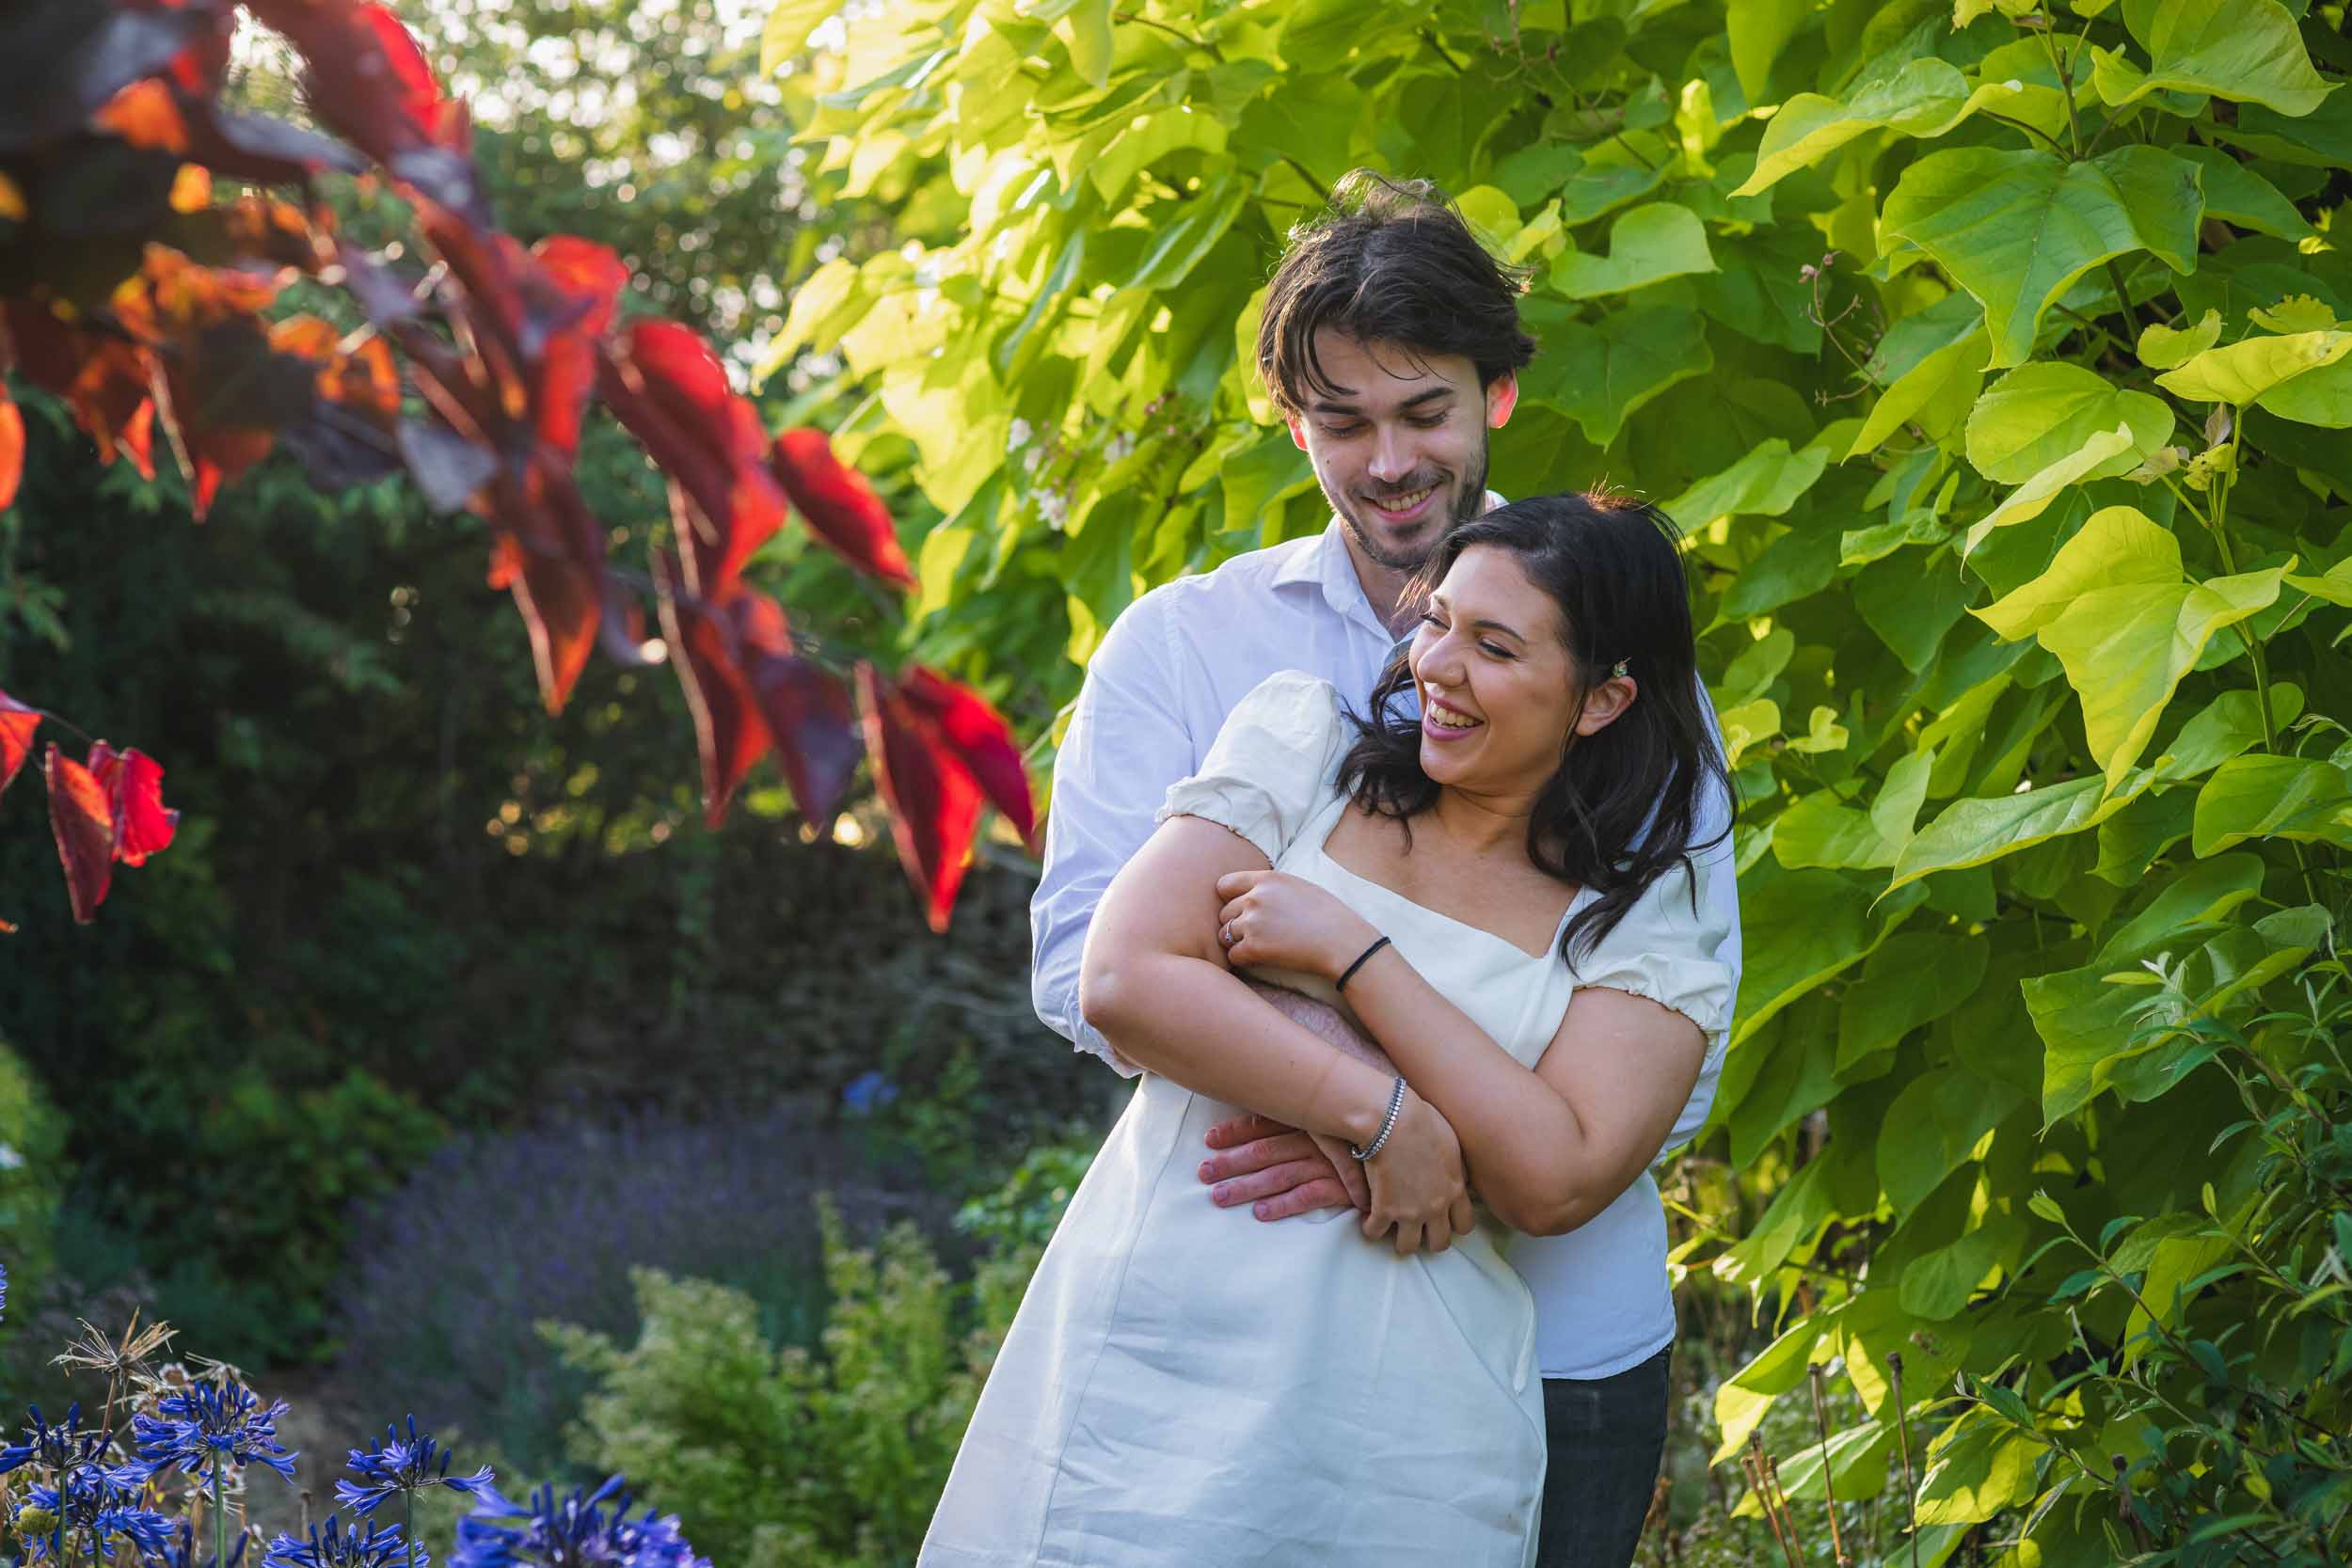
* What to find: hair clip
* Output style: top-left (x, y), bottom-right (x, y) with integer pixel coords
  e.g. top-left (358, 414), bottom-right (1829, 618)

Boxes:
top-left (1611, 657), bottom-right (1630, 679)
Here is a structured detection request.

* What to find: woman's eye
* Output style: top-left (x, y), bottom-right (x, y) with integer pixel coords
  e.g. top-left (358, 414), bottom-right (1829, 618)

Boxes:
top-left (1480, 642), bottom-right (1513, 659)
top-left (1418, 611), bottom-right (1445, 629)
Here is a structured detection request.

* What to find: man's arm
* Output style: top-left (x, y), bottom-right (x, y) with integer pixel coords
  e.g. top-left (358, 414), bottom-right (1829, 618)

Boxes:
top-left (1031, 598), bottom-right (1194, 1073)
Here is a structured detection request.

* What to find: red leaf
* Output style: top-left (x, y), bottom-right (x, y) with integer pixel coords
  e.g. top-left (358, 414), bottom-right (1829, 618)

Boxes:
top-left (0, 689), bottom-right (40, 799)
top-left (603, 322), bottom-right (783, 600)
top-left (44, 745), bottom-right (114, 924)
top-left (87, 742), bottom-right (178, 866)
top-left (729, 591), bottom-right (862, 826)
top-left (0, 380), bottom-right (22, 513)
top-left (896, 666), bottom-right (1036, 846)
top-left (858, 663), bottom-right (983, 934)
top-left (653, 552), bottom-right (769, 827)
top-left (529, 236), bottom-right (629, 456)
top-left (486, 455), bottom-right (609, 714)
top-left (769, 428), bottom-right (915, 589)
top-left (8, 303), bottom-right (159, 481)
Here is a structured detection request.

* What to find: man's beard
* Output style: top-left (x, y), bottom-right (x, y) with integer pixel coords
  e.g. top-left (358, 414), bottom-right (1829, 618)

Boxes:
top-left (1325, 436), bottom-right (1491, 573)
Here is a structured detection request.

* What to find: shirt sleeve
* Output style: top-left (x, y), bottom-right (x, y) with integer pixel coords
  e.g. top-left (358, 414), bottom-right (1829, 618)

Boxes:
top-left (1028, 596), bottom-right (1200, 1078)
top-left (1572, 857), bottom-right (1737, 1051)
top-left (1153, 671), bottom-right (1350, 863)
top-left (1665, 678), bottom-right (1742, 1148)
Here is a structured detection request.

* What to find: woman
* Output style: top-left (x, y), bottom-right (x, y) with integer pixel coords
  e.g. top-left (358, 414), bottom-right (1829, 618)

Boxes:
top-left (920, 493), bottom-right (1734, 1567)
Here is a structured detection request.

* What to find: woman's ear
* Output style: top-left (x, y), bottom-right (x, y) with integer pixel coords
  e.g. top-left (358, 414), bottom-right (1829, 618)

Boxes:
top-left (1575, 674), bottom-right (1636, 736)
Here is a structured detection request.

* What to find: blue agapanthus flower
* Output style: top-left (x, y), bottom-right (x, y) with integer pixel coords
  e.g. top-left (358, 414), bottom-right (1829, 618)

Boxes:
top-left (148, 1515), bottom-right (251, 1568)
top-left (0, 1404), bottom-right (104, 1475)
top-left (16, 1464), bottom-right (171, 1561)
top-left (336, 1418), bottom-right (495, 1516)
top-left (131, 1381), bottom-right (297, 1484)
top-left (449, 1478), bottom-right (707, 1568)
top-left (263, 1516), bottom-right (421, 1568)
top-left (2, 1259), bottom-right (9, 1320)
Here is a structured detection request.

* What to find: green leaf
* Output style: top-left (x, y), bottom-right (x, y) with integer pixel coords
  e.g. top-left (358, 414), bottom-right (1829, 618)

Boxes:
top-left (2111, 0), bottom-right (2337, 117)
top-left (1728, 0), bottom-right (1809, 102)
top-left (1915, 1411), bottom-right (2045, 1527)
top-left (1964, 362), bottom-right (2174, 483)
top-left (2137, 308), bottom-right (2224, 370)
top-left (1962, 425), bottom-right (2137, 556)
top-left (1836, 930), bottom-right (1989, 1073)
top-left (1554, 158), bottom-right (1669, 228)
top-left (2030, 961), bottom-right (2167, 1124)
top-left (2097, 853), bottom-right (2267, 967)
top-left (1733, 863), bottom-right (1925, 1047)
top-left (1733, 59), bottom-right (1998, 198)
top-left (1881, 1067), bottom-right (2026, 1220)
top-left (2260, 356), bottom-right (2352, 427)
top-left (1976, 507), bottom-right (2282, 787)
top-left (2212, 90), bottom-right (2352, 167)
top-left (1088, 106), bottom-right (1232, 203)
top-left (1659, 438), bottom-right (1827, 525)
top-left (1713, 1315), bottom-right (1825, 1462)
top-left (2154, 328), bottom-right (2352, 406)
top-left (760, 0), bottom-right (840, 75)
top-left (2169, 147), bottom-right (2312, 243)
top-left (2191, 753), bottom-right (2352, 855)
top-left (1902, 1214), bottom-right (2027, 1320)
top-left (1057, 0), bottom-right (1116, 88)
top-left (1894, 772), bottom-right (2152, 890)
top-left (1856, 555), bottom-right (1978, 673)
top-left (1125, 172), bottom-right (1248, 291)
top-left (1523, 304), bottom-right (1712, 446)
top-left (1549, 203), bottom-right (1717, 300)
top-left (1880, 146), bottom-right (2203, 369)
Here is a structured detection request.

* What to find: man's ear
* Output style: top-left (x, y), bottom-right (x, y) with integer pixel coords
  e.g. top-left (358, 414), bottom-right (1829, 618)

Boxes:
top-left (1286, 410), bottom-right (1310, 451)
top-left (1575, 675), bottom-right (1636, 736)
top-left (1486, 371), bottom-right (1518, 430)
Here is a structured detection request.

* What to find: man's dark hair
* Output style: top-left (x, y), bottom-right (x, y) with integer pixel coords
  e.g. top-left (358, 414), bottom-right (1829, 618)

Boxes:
top-left (1334, 491), bottom-right (1731, 963)
top-left (1254, 169), bottom-right (1536, 416)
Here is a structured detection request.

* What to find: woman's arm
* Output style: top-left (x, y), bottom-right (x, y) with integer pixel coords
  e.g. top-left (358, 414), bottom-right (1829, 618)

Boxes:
top-left (1214, 869), bottom-right (1707, 1237)
top-left (1080, 816), bottom-right (1473, 1253)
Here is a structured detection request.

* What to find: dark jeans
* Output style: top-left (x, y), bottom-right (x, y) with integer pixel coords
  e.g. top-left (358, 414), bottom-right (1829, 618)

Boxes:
top-left (1534, 1345), bottom-right (1673, 1568)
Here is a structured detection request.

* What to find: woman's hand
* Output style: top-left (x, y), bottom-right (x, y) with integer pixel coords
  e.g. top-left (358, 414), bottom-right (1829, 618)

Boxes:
top-left (1214, 869), bottom-right (1380, 980)
top-left (1359, 1086), bottom-right (1477, 1257)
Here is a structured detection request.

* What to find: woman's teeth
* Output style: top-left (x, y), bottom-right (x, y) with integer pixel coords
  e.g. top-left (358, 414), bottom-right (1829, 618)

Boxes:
top-left (1427, 706), bottom-right (1481, 729)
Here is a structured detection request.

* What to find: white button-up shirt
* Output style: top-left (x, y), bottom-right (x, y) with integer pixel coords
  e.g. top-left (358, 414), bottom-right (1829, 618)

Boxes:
top-left (1029, 515), bottom-right (1743, 1380)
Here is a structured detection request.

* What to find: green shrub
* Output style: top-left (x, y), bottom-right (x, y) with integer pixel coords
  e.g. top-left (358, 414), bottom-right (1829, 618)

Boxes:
top-left (547, 1201), bottom-right (1034, 1568)
top-left (0, 1038), bottom-right (69, 1338)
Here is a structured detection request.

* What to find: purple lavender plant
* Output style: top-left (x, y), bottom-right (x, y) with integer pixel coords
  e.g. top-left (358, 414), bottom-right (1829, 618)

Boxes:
top-left (449, 1478), bottom-right (707, 1568)
top-left (329, 1105), bottom-right (952, 1472)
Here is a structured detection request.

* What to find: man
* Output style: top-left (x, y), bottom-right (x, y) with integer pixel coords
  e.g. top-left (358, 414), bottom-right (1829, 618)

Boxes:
top-left (1029, 170), bottom-right (1741, 1567)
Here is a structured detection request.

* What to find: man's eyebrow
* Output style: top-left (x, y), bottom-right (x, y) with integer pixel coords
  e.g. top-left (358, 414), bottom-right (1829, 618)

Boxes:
top-left (1307, 385), bottom-right (1457, 416)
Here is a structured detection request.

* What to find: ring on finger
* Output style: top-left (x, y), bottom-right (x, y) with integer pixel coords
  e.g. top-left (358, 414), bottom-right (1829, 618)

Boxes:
top-left (1219, 922), bottom-right (1238, 948)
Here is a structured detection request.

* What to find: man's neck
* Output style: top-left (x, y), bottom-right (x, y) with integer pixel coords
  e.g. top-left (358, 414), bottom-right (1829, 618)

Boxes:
top-left (1336, 533), bottom-right (1421, 636)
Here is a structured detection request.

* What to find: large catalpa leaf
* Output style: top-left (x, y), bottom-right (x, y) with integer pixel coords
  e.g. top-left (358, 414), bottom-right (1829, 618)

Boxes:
top-left (1976, 506), bottom-right (2282, 788)
top-left (1734, 59), bottom-right (2032, 198)
top-left (2092, 0), bottom-right (2336, 119)
top-left (2155, 329), bottom-right (2352, 426)
top-left (1963, 362), bottom-right (2173, 483)
top-left (1880, 145), bottom-right (2202, 369)
top-left (1521, 302), bottom-right (1711, 446)
top-left (1548, 202), bottom-right (1714, 300)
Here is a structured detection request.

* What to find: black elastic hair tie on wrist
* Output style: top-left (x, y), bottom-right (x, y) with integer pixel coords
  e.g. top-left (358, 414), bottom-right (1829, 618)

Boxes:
top-left (1335, 935), bottom-right (1392, 991)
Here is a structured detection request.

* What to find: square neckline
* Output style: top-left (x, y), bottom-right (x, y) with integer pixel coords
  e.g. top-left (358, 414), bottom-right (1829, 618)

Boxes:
top-left (1305, 798), bottom-right (1590, 963)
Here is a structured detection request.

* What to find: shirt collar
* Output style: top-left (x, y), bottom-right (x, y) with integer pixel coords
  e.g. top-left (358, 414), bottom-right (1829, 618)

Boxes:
top-left (1273, 517), bottom-right (1391, 639)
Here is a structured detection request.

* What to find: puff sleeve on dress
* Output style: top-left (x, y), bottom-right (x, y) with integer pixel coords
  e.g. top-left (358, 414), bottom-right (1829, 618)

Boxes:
top-left (1571, 857), bottom-right (1738, 1049)
top-left (1153, 670), bottom-right (1351, 864)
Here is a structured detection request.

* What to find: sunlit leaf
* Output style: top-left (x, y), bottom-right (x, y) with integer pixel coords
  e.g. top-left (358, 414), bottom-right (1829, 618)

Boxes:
top-left (86, 742), bottom-right (177, 867)
top-left (43, 743), bottom-right (114, 924)
top-left (2191, 754), bottom-right (2352, 856)
top-left (0, 689), bottom-right (40, 799)
top-left (2098, 0), bottom-right (2336, 117)
top-left (895, 667), bottom-right (1036, 846)
top-left (859, 662), bottom-right (986, 935)
top-left (769, 427), bottom-right (916, 588)
top-left (1549, 202), bottom-right (1716, 300)
top-left (1964, 362), bottom-right (2173, 483)
top-left (1880, 146), bottom-right (2203, 369)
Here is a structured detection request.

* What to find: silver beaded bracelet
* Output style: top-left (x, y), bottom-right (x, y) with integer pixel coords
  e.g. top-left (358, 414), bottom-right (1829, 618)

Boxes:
top-left (1349, 1075), bottom-right (1407, 1162)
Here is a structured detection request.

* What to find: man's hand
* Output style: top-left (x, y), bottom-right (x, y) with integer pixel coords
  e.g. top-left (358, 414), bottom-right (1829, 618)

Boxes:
top-left (1198, 982), bottom-right (1391, 1220)
top-left (1200, 1115), bottom-right (1369, 1218)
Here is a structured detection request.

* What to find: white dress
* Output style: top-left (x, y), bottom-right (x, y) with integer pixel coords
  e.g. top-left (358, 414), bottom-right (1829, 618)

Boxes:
top-left (921, 673), bottom-right (1731, 1568)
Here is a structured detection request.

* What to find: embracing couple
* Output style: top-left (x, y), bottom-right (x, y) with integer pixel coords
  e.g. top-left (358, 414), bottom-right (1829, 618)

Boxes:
top-left (920, 171), bottom-right (1741, 1567)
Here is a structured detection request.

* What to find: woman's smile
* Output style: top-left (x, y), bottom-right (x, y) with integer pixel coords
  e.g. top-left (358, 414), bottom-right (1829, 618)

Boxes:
top-left (1421, 692), bottom-right (1484, 741)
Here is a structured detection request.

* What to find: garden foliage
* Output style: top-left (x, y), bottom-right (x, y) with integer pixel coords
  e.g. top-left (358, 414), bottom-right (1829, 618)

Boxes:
top-left (0, 0), bottom-right (1033, 932)
top-left (769, 0), bottom-right (2352, 1557)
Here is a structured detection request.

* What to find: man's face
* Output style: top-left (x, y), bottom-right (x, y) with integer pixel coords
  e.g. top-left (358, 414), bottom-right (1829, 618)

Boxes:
top-left (1284, 328), bottom-right (1518, 573)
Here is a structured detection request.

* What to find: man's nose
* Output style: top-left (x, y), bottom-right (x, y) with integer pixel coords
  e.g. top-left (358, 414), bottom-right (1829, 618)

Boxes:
top-left (1367, 423), bottom-right (1415, 485)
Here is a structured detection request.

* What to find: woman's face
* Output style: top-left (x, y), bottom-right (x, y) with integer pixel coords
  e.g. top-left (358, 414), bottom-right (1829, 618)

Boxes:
top-left (1407, 544), bottom-right (1631, 799)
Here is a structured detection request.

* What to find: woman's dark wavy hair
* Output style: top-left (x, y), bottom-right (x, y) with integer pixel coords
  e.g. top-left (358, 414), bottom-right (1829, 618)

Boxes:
top-left (1335, 491), bottom-right (1731, 964)
top-left (1255, 169), bottom-right (1536, 415)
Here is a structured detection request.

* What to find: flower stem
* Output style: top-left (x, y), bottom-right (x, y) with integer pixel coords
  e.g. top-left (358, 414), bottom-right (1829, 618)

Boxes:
top-left (215, 1465), bottom-right (227, 1568)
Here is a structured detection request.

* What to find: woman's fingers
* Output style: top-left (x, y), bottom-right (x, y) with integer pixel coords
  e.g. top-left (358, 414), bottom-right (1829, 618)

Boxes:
top-left (1449, 1197), bottom-right (1476, 1236)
